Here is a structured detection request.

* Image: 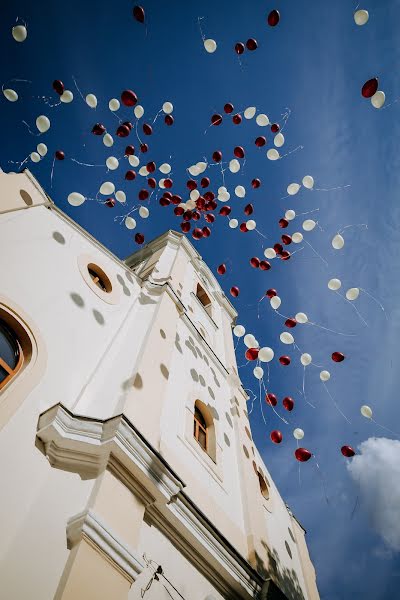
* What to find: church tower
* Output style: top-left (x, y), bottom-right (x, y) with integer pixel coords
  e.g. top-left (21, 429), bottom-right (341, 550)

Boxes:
top-left (0, 170), bottom-right (319, 600)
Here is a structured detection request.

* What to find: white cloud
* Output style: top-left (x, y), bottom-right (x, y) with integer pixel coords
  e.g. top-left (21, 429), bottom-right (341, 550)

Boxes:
top-left (347, 437), bottom-right (400, 551)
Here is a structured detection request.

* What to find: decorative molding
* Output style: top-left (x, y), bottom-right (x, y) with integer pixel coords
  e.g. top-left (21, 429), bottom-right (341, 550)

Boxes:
top-left (66, 509), bottom-right (143, 582)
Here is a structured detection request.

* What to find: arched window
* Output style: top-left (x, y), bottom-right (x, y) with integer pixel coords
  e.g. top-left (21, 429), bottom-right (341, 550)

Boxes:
top-left (87, 264), bottom-right (112, 293)
top-left (194, 405), bottom-right (208, 451)
top-left (257, 471), bottom-right (270, 500)
top-left (196, 284), bottom-right (212, 318)
top-left (0, 318), bottom-right (23, 391)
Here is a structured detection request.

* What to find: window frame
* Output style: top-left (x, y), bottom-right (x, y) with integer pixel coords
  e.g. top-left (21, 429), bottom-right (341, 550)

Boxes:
top-left (193, 406), bottom-right (208, 452)
top-left (0, 319), bottom-right (24, 391)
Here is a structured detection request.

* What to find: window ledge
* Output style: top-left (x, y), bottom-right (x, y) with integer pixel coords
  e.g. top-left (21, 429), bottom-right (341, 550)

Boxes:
top-left (177, 432), bottom-right (225, 489)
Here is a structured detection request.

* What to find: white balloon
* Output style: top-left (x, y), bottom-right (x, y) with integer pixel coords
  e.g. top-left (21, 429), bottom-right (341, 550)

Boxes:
top-left (159, 163), bottom-right (171, 174)
top-left (371, 91), bottom-right (385, 109)
top-left (229, 219), bottom-right (238, 229)
top-left (264, 248), bottom-right (276, 259)
top-left (303, 219), bottom-right (316, 231)
top-left (244, 106), bottom-right (256, 119)
top-left (332, 234), bottom-right (344, 250)
top-left (292, 232), bottom-right (303, 243)
top-left (12, 24), bottom-right (27, 42)
top-left (115, 190), bottom-right (126, 203)
top-left (280, 332), bottom-right (294, 344)
top-left (274, 133), bottom-right (285, 147)
top-left (68, 192), bottom-right (85, 207)
top-left (129, 155), bottom-right (140, 167)
top-left (300, 353), bottom-right (312, 366)
top-left (86, 94), bottom-right (97, 108)
top-left (134, 104), bottom-right (144, 118)
top-left (188, 165), bottom-right (200, 176)
top-left (36, 115), bottom-right (50, 133)
top-left (361, 405), bottom-right (372, 419)
top-left (244, 334), bottom-right (257, 348)
top-left (103, 133), bottom-right (114, 147)
top-left (3, 88), bottom-right (18, 102)
top-left (259, 347), bottom-right (274, 362)
top-left (158, 179), bottom-right (165, 188)
top-left (229, 159), bottom-right (240, 173)
top-left (190, 189), bottom-right (200, 201)
top-left (346, 287), bottom-right (360, 301)
top-left (287, 183), bottom-right (300, 196)
top-left (139, 166), bottom-right (148, 176)
top-left (218, 191), bottom-right (230, 202)
top-left (37, 143), bottom-right (47, 157)
top-left (285, 209), bottom-right (295, 221)
top-left (162, 101), bottom-right (173, 114)
top-left (233, 325), bottom-right (245, 337)
top-left (267, 149), bottom-right (280, 161)
top-left (218, 186), bottom-right (227, 194)
top-left (235, 185), bottom-right (246, 198)
top-left (256, 113), bottom-right (269, 126)
top-left (302, 175), bottom-right (314, 189)
top-left (30, 152), bottom-right (41, 163)
top-left (99, 181), bottom-right (115, 195)
top-left (293, 428), bottom-right (304, 440)
top-left (109, 98), bottom-right (120, 111)
top-left (60, 90), bottom-right (73, 103)
top-left (328, 278), bottom-right (341, 291)
top-left (295, 312), bottom-right (308, 324)
top-left (106, 156), bottom-right (119, 170)
top-left (186, 199), bottom-right (197, 210)
top-left (204, 38), bottom-right (217, 53)
top-left (270, 296), bottom-right (281, 310)
top-left (253, 366), bottom-right (264, 380)
top-left (354, 9), bottom-right (369, 26)
top-left (125, 217), bottom-right (137, 230)
top-left (246, 219), bottom-right (256, 231)
top-left (196, 161), bottom-right (207, 173)
top-left (320, 370), bottom-right (331, 382)
top-left (139, 206), bottom-right (149, 218)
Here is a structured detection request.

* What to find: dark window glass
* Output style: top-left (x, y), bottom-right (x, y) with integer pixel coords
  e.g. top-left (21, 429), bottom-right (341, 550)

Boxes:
top-left (0, 320), bottom-right (19, 370)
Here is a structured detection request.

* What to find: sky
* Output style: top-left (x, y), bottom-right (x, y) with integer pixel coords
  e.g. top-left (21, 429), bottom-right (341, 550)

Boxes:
top-left (1, 0), bottom-right (400, 598)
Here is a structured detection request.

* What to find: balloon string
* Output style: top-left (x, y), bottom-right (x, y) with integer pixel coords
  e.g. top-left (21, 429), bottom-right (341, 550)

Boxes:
top-left (322, 382), bottom-right (351, 423)
top-left (258, 379), bottom-right (268, 426)
top-left (50, 156), bottom-right (56, 188)
top-left (297, 440), bottom-right (301, 486)
top-left (299, 365), bottom-right (316, 409)
top-left (22, 121), bottom-right (40, 136)
top-left (360, 288), bottom-right (388, 319)
top-left (114, 205), bottom-right (139, 223)
top-left (290, 246), bottom-right (304, 257)
top-left (279, 107), bottom-right (291, 133)
top-left (262, 379), bottom-right (289, 424)
top-left (197, 16), bottom-right (206, 41)
top-left (335, 291), bottom-right (369, 327)
top-left (303, 239), bottom-right (328, 267)
top-left (280, 144), bottom-right (304, 159)
top-left (35, 95), bottom-right (61, 108)
top-left (313, 455), bottom-right (330, 505)
top-left (307, 321), bottom-right (356, 337)
top-left (370, 418), bottom-right (400, 437)
top-left (152, 109), bottom-right (162, 125)
top-left (220, 163), bottom-right (226, 187)
top-left (70, 158), bottom-right (104, 167)
top-left (255, 228), bottom-right (268, 240)
top-left (314, 184), bottom-right (351, 193)
top-left (297, 207), bottom-right (320, 217)
top-left (72, 75), bottom-right (86, 103)
top-left (337, 223), bottom-right (368, 235)
top-left (135, 121), bottom-right (144, 146)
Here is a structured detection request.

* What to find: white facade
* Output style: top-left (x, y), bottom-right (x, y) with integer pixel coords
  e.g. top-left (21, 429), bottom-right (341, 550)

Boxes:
top-left (0, 170), bottom-right (319, 600)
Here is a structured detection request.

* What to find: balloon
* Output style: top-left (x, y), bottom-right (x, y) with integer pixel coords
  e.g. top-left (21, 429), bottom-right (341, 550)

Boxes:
top-left (138, 188), bottom-right (149, 200)
top-left (266, 289), bottom-right (277, 298)
top-left (230, 286), bottom-right (240, 297)
top-left (92, 123), bottom-right (106, 135)
top-left (282, 234), bottom-right (292, 245)
top-left (235, 42), bottom-right (245, 54)
top-left (244, 203), bottom-right (253, 216)
top-left (12, 25), bottom-right (27, 42)
top-left (293, 428), bottom-right (304, 440)
top-left (244, 106), bottom-right (256, 119)
top-left (30, 152), bottom-right (41, 163)
top-left (246, 220), bottom-right (256, 231)
top-left (245, 348), bottom-right (259, 361)
top-left (106, 156), bottom-right (119, 170)
top-left (165, 115), bottom-right (174, 127)
top-left (260, 260), bottom-right (271, 271)
top-left (295, 448), bottom-right (312, 462)
top-left (354, 9), bottom-right (369, 26)
top-left (279, 356), bottom-right (291, 366)
top-left (229, 159), bottom-right (240, 173)
top-left (283, 397), bottom-right (294, 411)
top-left (135, 233), bottom-right (145, 245)
top-left (133, 5), bottom-right (145, 23)
top-left (332, 352), bottom-right (345, 363)
top-left (255, 136), bottom-right (266, 147)
top-left (250, 257), bottom-right (260, 269)
top-left (143, 123), bottom-right (153, 135)
top-left (361, 405), bottom-right (372, 419)
top-left (99, 181), bottom-right (115, 195)
top-left (190, 189), bottom-right (200, 201)
top-left (134, 104), bottom-right (144, 118)
top-left (320, 370), bottom-right (331, 382)
top-left (280, 332), bottom-right (294, 345)
top-left (139, 166), bottom-right (148, 177)
top-left (253, 366), bottom-right (264, 380)
top-left (291, 232), bottom-right (303, 244)
top-left (346, 287), bottom-right (360, 301)
top-left (244, 334), bottom-right (258, 348)
top-left (55, 150), bottom-right (65, 160)
top-left (287, 183), bottom-right (300, 195)
top-left (139, 206), bottom-right (149, 218)
top-left (264, 248), bottom-right (277, 259)
top-left (267, 9), bottom-right (280, 27)
top-left (196, 161), bottom-right (207, 173)
top-left (274, 133), bottom-right (285, 147)
top-left (158, 163), bottom-right (170, 175)
top-left (232, 114), bottom-right (242, 124)
top-left (270, 296), bottom-right (281, 309)
top-left (267, 149), bottom-right (280, 160)
top-left (259, 347), bottom-right (274, 362)
top-left (295, 312), bottom-right (308, 324)
top-left (301, 353), bottom-right (312, 366)
top-left (224, 103), bottom-right (234, 114)
top-left (256, 114), bottom-right (269, 126)
top-left (302, 175), bottom-right (314, 189)
top-left (68, 192), bottom-right (85, 207)
top-left (246, 38), bottom-right (258, 51)
top-left (285, 318), bottom-right (297, 328)
top-left (270, 430), bottom-right (283, 444)
top-left (341, 445), bottom-right (356, 458)
top-left (52, 80), bottom-right (64, 95)
top-left (204, 39), bottom-right (217, 53)
top-left (371, 91), bottom-right (385, 109)
top-left (235, 185), bottom-right (246, 198)
top-left (361, 78), bottom-right (378, 98)
top-left (233, 325), bottom-right (245, 337)
top-left (105, 198), bottom-right (115, 208)
top-left (266, 393), bottom-right (277, 406)
top-left (234, 146), bottom-right (245, 159)
top-left (86, 94), bottom-right (97, 108)
top-left (229, 219), bottom-right (238, 229)
top-left (60, 90), bottom-right (73, 103)
top-left (303, 219), bottom-right (316, 231)
top-left (36, 115), bottom-right (50, 133)
top-left (140, 143), bottom-right (149, 153)
top-left (37, 143), bottom-right (47, 157)
top-left (109, 98), bottom-right (120, 111)
top-left (121, 90), bottom-right (138, 107)
top-left (218, 190), bottom-right (230, 202)
top-left (162, 101), bottom-right (173, 114)
top-left (332, 234), bottom-right (344, 249)
top-left (125, 217), bottom-right (136, 230)
top-left (103, 133), bottom-right (114, 147)
top-left (274, 243), bottom-right (283, 255)
top-left (3, 88), bottom-right (18, 102)
top-left (115, 191), bottom-right (126, 203)
top-left (328, 278), bottom-right (341, 291)
top-left (125, 170), bottom-right (136, 181)
top-left (211, 114), bottom-right (223, 126)
top-left (252, 178), bottom-right (261, 189)
top-left (271, 123), bottom-right (280, 133)
top-left (220, 206), bottom-right (231, 216)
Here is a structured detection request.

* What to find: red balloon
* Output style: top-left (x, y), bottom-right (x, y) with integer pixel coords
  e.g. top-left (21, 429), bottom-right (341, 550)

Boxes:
top-left (125, 145), bottom-right (135, 156)
top-left (186, 179), bottom-right (197, 191)
top-left (105, 198), bottom-right (115, 208)
top-left (279, 355), bottom-right (291, 366)
top-left (201, 177), bottom-right (210, 188)
top-left (192, 228), bottom-right (204, 240)
top-left (285, 318), bottom-right (297, 328)
top-left (165, 115), bottom-right (174, 126)
top-left (148, 177), bottom-right (156, 189)
top-left (181, 222), bottom-right (191, 233)
top-left (211, 114), bottom-right (223, 126)
top-left (279, 218), bottom-right (289, 228)
top-left (266, 288), bottom-right (277, 298)
top-left (250, 257), bottom-right (260, 268)
top-left (267, 9), bottom-right (280, 27)
top-left (217, 264), bottom-right (226, 275)
top-left (164, 178), bottom-right (173, 189)
top-left (240, 222), bottom-right (248, 233)
top-left (183, 210), bottom-right (193, 221)
top-left (121, 90), bottom-right (138, 106)
top-left (245, 348), bottom-right (259, 361)
top-left (259, 261), bottom-right (271, 271)
top-left (123, 121), bottom-right (133, 130)
top-left (244, 203), bottom-right (254, 216)
top-left (362, 78), bottom-right (378, 98)
top-left (270, 430), bottom-right (283, 444)
top-left (159, 197), bottom-right (170, 207)
top-left (295, 448), bottom-right (312, 462)
top-left (207, 199), bottom-right (217, 210)
top-left (332, 352), bottom-right (345, 362)
top-left (274, 243), bottom-right (283, 255)
top-left (341, 445), bottom-right (355, 458)
top-left (191, 211), bottom-right (200, 221)
top-left (205, 213), bottom-right (215, 223)
top-left (271, 123), bottom-right (280, 133)
top-left (138, 189), bottom-right (149, 201)
top-left (281, 251), bottom-right (291, 260)
top-left (146, 161), bottom-right (156, 173)
top-left (171, 194), bottom-right (181, 205)
top-left (163, 191), bottom-right (172, 200)
top-left (174, 206), bottom-right (184, 216)
top-left (246, 38), bottom-right (258, 51)
top-left (282, 397), bottom-right (294, 411)
top-left (143, 123), bottom-right (153, 135)
top-left (235, 42), bottom-right (245, 54)
top-left (255, 136), bottom-right (266, 147)
top-left (219, 206), bottom-right (231, 216)
top-left (282, 234), bottom-right (292, 245)
top-left (204, 191), bottom-right (215, 201)
top-left (196, 198), bottom-right (206, 211)
top-left (234, 146), bottom-right (245, 159)
top-left (212, 150), bottom-right (222, 162)
top-left (266, 393), bottom-right (277, 406)
top-left (230, 286), bottom-right (240, 297)
top-left (252, 178), bottom-right (261, 189)
top-left (202, 226), bottom-right (211, 238)
top-left (125, 170), bottom-right (136, 180)
top-left (140, 143), bottom-right (148, 153)
top-left (224, 103), bottom-right (234, 114)
top-left (92, 123), bottom-right (106, 135)
top-left (135, 233), bottom-right (145, 245)
top-left (232, 114), bottom-right (242, 124)
top-left (116, 124), bottom-right (130, 138)
top-left (55, 150), bottom-right (65, 160)
top-left (133, 5), bottom-right (145, 23)
top-left (52, 80), bottom-right (64, 95)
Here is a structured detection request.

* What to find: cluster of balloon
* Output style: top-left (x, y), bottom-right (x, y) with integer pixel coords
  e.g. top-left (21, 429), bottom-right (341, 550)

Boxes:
top-left (235, 39), bottom-right (258, 55)
top-left (362, 77), bottom-right (385, 109)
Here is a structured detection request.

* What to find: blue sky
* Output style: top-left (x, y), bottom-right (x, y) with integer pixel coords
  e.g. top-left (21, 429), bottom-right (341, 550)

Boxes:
top-left (1, 1), bottom-right (400, 598)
